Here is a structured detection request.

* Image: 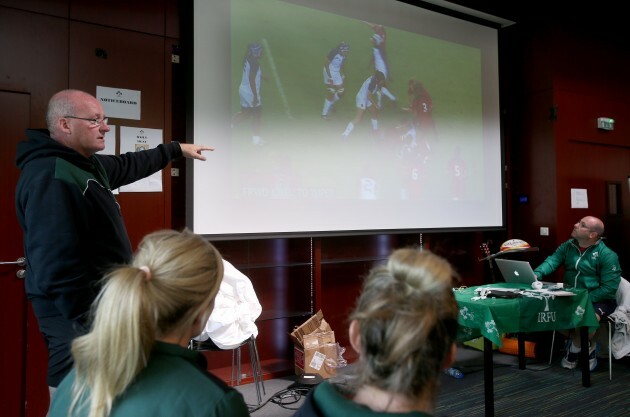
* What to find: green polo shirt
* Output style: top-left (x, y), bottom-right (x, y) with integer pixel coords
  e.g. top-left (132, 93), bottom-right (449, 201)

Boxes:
top-left (49, 341), bottom-right (249, 417)
top-left (305, 381), bottom-right (433, 417)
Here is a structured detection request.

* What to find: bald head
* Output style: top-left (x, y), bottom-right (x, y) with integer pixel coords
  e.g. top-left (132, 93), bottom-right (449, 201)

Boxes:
top-left (584, 216), bottom-right (604, 237)
top-left (46, 90), bottom-right (96, 137)
top-left (45, 89), bottom-right (109, 157)
top-left (572, 216), bottom-right (605, 247)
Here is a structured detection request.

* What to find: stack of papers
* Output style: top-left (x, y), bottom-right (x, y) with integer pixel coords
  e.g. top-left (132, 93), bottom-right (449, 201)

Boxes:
top-left (529, 288), bottom-right (576, 297)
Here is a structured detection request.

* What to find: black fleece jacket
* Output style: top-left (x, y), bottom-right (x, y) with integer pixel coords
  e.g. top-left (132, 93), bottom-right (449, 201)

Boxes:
top-left (15, 128), bottom-right (183, 386)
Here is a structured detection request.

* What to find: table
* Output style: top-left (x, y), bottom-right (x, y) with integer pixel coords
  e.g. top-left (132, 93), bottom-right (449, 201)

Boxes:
top-left (454, 283), bottom-right (599, 417)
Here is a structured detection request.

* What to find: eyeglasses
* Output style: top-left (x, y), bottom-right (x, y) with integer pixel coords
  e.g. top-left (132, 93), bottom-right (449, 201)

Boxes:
top-left (64, 115), bottom-right (109, 127)
top-left (576, 222), bottom-right (597, 233)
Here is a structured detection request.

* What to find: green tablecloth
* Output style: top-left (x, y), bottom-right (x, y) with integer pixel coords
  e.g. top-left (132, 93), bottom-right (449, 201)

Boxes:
top-left (454, 283), bottom-right (600, 346)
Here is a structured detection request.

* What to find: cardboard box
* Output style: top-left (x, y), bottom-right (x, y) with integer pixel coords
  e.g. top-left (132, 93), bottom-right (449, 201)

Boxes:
top-left (290, 310), bottom-right (326, 345)
top-left (290, 310), bottom-right (338, 379)
top-left (294, 338), bottom-right (338, 379)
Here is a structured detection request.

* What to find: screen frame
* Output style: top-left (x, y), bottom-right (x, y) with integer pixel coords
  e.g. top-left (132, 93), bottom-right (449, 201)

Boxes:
top-left (181, 0), bottom-right (508, 240)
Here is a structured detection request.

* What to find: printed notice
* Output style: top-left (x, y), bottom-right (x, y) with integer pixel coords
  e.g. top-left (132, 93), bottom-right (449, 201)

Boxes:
top-left (119, 127), bottom-right (163, 192)
top-left (96, 86), bottom-right (141, 120)
top-left (570, 188), bottom-right (588, 209)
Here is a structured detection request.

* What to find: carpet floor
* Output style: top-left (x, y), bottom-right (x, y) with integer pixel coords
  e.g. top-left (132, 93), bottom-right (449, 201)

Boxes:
top-left (234, 347), bottom-right (630, 416)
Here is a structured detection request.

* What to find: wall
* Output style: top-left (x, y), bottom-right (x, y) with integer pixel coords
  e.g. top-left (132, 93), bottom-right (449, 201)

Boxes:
top-left (505, 20), bottom-right (630, 275)
top-left (0, 0), bottom-right (181, 246)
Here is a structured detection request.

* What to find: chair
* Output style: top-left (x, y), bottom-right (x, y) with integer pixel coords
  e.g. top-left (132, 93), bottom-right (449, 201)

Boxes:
top-left (549, 277), bottom-right (630, 380)
top-left (604, 277), bottom-right (630, 380)
top-left (189, 334), bottom-right (266, 404)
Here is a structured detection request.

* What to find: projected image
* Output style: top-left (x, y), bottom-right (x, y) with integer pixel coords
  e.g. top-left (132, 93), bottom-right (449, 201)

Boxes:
top-left (229, 0), bottom-right (482, 203)
top-left (193, 0), bottom-right (502, 235)
top-left (231, 42), bottom-right (264, 145)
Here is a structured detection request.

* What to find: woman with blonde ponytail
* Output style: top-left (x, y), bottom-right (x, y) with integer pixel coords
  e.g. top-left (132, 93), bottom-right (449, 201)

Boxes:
top-left (48, 229), bottom-right (250, 417)
top-left (294, 248), bottom-right (460, 417)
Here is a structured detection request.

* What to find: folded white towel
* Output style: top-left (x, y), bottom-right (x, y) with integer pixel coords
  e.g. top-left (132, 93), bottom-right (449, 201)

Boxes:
top-left (194, 259), bottom-right (263, 349)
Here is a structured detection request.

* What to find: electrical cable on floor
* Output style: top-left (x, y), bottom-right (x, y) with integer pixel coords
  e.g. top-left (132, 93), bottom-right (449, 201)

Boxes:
top-left (247, 384), bottom-right (313, 413)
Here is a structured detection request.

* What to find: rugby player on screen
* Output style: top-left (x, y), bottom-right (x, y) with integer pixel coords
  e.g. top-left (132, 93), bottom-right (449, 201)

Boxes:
top-left (342, 70), bottom-right (386, 138)
top-left (364, 22), bottom-right (396, 107)
top-left (321, 42), bottom-right (350, 120)
top-left (232, 42), bottom-right (264, 145)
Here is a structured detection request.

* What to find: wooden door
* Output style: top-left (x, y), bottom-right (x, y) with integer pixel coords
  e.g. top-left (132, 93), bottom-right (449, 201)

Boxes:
top-left (0, 90), bottom-right (49, 417)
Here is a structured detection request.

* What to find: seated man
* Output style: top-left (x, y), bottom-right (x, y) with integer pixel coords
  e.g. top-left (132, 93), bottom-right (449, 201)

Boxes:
top-left (534, 216), bottom-right (621, 371)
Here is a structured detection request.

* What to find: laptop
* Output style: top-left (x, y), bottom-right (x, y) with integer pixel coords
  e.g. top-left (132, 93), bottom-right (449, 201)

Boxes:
top-left (494, 259), bottom-right (545, 285)
top-left (494, 259), bottom-right (574, 296)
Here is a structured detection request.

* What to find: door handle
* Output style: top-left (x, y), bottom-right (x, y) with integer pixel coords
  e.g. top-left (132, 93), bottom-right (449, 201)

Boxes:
top-left (0, 257), bottom-right (26, 267)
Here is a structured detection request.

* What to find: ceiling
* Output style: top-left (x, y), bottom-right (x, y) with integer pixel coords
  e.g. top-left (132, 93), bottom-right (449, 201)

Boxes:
top-left (442, 0), bottom-right (539, 21)
top-left (406, 0), bottom-right (620, 28)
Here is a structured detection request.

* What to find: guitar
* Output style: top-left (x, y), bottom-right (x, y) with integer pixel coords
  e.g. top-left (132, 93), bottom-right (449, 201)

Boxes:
top-left (480, 241), bottom-right (497, 283)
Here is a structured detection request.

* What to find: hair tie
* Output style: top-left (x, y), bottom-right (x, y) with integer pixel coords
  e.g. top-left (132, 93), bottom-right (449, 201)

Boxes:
top-left (139, 266), bottom-right (152, 281)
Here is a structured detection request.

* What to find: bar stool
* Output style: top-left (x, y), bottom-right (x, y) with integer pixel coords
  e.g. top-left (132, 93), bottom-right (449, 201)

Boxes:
top-left (189, 335), bottom-right (266, 404)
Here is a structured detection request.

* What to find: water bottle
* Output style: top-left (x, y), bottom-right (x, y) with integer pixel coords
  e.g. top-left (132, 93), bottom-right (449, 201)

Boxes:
top-left (444, 367), bottom-right (464, 379)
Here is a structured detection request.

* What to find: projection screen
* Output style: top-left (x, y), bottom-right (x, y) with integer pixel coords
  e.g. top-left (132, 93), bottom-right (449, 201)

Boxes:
top-left (189, 0), bottom-right (504, 238)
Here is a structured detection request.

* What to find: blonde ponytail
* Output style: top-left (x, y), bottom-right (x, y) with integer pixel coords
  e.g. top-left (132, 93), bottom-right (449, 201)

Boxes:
top-left (69, 229), bottom-right (223, 417)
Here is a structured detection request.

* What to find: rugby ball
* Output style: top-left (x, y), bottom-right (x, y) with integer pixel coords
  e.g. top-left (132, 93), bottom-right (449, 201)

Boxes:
top-left (499, 239), bottom-right (530, 252)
